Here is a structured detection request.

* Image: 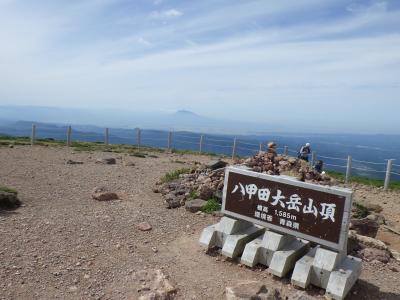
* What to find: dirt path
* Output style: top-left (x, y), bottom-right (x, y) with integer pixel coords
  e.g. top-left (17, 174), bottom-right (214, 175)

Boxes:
top-left (0, 146), bottom-right (399, 299)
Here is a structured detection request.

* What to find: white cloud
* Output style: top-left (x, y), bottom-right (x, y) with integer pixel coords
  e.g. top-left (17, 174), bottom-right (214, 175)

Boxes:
top-left (150, 9), bottom-right (183, 19)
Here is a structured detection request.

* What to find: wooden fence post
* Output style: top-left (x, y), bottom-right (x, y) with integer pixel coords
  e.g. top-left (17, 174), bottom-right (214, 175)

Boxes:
top-left (311, 151), bottom-right (316, 167)
top-left (66, 126), bottom-right (72, 147)
top-left (167, 131), bottom-right (172, 150)
top-left (105, 128), bottom-right (109, 146)
top-left (31, 124), bottom-right (36, 145)
top-left (259, 142), bottom-right (263, 153)
top-left (284, 146), bottom-right (288, 156)
top-left (384, 159), bottom-right (393, 191)
top-left (199, 135), bottom-right (204, 154)
top-left (232, 137), bottom-right (237, 159)
top-left (137, 128), bottom-right (141, 151)
top-left (345, 155), bottom-right (352, 184)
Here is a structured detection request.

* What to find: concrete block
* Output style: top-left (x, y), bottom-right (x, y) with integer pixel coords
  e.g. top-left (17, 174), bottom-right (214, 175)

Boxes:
top-left (199, 217), bottom-right (265, 259)
top-left (241, 230), bottom-right (309, 277)
top-left (268, 239), bottom-right (310, 277)
top-left (291, 247), bottom-right (362, 300)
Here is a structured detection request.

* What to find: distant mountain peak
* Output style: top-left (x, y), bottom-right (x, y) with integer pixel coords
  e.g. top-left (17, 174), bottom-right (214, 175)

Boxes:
top-left (175, 109), bottom-right (198, 116)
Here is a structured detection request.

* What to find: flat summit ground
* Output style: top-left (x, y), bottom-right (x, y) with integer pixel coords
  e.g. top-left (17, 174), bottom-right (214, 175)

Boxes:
top-left (1, 146), bottom-right (399, 299)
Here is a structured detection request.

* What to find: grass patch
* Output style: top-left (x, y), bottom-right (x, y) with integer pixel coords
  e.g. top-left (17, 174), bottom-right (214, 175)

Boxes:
top-left (130, 152), bottom-right (147, 158)
top-left (160, 168), bottom-right (191, 183)
top-left (0, 186), bottom-right (18, 195)
top-left (326, 170), bottom-right (400, 190)
top-left (189, 190), bottom-right (199, 199)
top-left (201, 198), bottom-right (221, 213)
top-left (352, 202), bottom-right (369, 219)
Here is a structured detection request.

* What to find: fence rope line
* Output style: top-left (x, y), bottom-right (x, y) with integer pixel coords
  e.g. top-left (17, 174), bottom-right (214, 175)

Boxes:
top-left (173, 140), bottom-right (199, 145)
top-left (391, 171), bottom-right (400, 176)
top-left (324, 163), bottom-right (347, 168)
top-left (352, 159), bottom-right (386, 165)
top-left (237, 140), bottom-right (260, 147)
top-left (203, 143), bottom-right (232, 148)
top-left (237, 145), bottom-right (259, 152)
top-left (318, 155), bottom-right (347, 161)
top-left (204, 137), bottom-right (234, 143)
top-left (351, 167), bottom-right (387, 173)
top-left (173, 134), bottom-right (200, 140)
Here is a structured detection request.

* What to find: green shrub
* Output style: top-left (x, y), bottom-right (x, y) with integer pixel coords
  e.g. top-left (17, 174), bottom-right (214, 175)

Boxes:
top-left (160, 168), bottom-right (191, 183)
top-left (0, 186), bottom-right (18, 195)
top-left (201, 198), bottom-right (221, 213)
top-left (352, 202), bottom-right (369, 219)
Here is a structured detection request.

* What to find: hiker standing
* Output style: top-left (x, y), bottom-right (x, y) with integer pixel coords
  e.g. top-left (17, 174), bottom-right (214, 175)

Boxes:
top-left (298, 143), bottom-right (311, 162)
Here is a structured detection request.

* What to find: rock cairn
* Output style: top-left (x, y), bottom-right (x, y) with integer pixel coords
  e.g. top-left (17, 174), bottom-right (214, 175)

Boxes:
top-left (156, 148), bottom-right (332, 209)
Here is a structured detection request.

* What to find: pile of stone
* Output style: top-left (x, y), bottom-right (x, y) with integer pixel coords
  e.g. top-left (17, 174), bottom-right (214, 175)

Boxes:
top-left (237, 142), bottom-right (331, 183)
top-left (156, 160), bottom-right (226, 209)
top-left (156, 145), bottom-right (332, 210)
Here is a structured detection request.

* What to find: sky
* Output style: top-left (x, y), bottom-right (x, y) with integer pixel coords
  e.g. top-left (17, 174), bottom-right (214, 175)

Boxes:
top-left (0, 0), bottom-right (400, 133)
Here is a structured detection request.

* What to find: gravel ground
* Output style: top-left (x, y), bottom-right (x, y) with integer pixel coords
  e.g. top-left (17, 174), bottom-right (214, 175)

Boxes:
top-left (0, 146), bottom-right (399, 300)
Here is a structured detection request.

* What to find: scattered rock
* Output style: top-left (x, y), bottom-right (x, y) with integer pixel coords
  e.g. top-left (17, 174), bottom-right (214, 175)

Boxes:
top-left (91, 186), bottom-right (119, 201)
top-left (348, 230), bottom-right (388, 250)
top-left (359, 247), bottom-right (391, 263)
top-left (123, 160), bottom-right (136, 167)
top-left (198, 185), bottom-right (214, 200)
top-left (185, 199), bottom-right (207, 213)
top-left (0, 191), bottom-right (21, 209)
top-left (66, 159), bottom-right (84, 165)
top-left (207, 159), bottom-right (227, 170)
top-left (137, 222), bottom-right (152, 231)
top-left (96, 157), bottom-right (116, 165)
top-left (134, 269), bottom-right (176, 300)
top-left (8, 144), bottom-right (14, 148)
top-left (350, 217), bottom-right (379, 238)
top-left (225, 280), bottom-right (283, 300)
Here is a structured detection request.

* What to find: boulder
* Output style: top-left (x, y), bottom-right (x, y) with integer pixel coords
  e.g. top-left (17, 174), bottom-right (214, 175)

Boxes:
top-left (0, 191), bottom-right (21, 209)
top-left (350, 217), bottom-right (379, 238)
top-left (91, 186), bottom-right (119, 201)
top-left (198, 185), bottom-right (214, 200)
top-left (134, 269), bottom-right (176, 300)
top-left (66, 159), bottom-right (84, 165)
top-left (359, 247), bottom-right (390, 263)
top-left (207, 159), bottom-right (228, 170)
top-left (96, 157), bottom-right (116, 165)
top-left (225, 280), bottom-right (283, 300)
top-left (137, 222), bottom-right (152, 231)
top-left (185, 199), bottom-right (207, 213)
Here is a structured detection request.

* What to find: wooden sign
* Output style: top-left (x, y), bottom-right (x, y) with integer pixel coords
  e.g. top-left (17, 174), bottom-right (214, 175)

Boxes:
top-left (222, 167), bottom-right (353, 252)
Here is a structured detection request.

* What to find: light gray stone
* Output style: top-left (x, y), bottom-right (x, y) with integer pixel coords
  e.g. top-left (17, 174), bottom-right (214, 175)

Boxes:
top-left (185, 199), bottom-right (207, 213)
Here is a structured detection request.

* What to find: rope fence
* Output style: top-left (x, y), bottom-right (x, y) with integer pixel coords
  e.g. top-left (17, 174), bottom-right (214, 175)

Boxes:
top-left (26, 124), bottom-right (399, 191)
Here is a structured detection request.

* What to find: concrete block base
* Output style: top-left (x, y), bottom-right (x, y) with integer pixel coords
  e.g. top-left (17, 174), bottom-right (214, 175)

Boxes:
top-left (291, 247), bottom-right (362, 300)
top-left (240, 230), bottom-right (310, 277)
top-left (199, 216), bottom-right (265, 258)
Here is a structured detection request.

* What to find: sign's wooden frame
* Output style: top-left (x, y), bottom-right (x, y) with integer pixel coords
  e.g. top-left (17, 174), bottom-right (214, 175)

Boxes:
top-left (221, 166), bottom-right (353, 252)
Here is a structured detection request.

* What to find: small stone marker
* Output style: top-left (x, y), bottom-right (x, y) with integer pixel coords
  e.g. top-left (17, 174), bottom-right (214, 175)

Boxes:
top-left (199, 166), bottom-right (362, 300)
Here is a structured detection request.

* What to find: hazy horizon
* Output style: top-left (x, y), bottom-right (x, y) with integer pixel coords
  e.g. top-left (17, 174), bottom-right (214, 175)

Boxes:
top-left (1, 1), bottom-right (400, 133)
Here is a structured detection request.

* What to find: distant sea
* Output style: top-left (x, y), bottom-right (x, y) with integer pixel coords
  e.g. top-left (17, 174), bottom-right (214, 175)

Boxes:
top-left (1, 121), bottom-right (399, 180)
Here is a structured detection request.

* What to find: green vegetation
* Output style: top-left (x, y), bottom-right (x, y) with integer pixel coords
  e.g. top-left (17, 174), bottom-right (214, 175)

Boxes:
top-left (0, 135), bottom-right (64, 146)
top-left (160, 168), bottom-right (191, 183)
top-left (326, 170), bottom-right (400, 190)
top-left (352, 202), bottom-right (369, 219)
top-left (189, 190), bottom-right (199, 199)
top-left (201, 198), bottom-right (221, 213)
top-left (171, 148), bottom-right (218, 156)
top-left (0, 186), bottom-right (18, 195)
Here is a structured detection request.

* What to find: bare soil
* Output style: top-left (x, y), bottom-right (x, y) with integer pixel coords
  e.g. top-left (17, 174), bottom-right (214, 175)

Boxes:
top-left (1, 146), bottom-right (399, 300)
